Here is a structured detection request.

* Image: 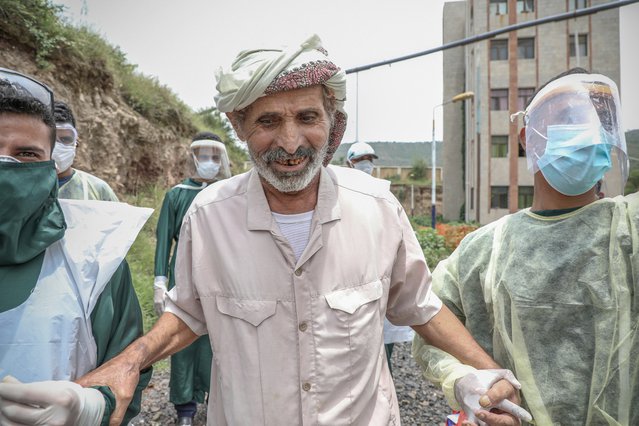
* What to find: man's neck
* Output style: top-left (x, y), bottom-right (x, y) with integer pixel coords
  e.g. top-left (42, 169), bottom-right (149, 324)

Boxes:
top-left (261, 174), bottom-right (320, 214)
top-left (531, 173), bottom-right (598, 211)
top-left (57, 167), bottom-right (74, 180)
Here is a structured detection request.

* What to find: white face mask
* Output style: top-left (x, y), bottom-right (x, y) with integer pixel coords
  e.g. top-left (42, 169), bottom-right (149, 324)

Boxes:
top-left (52, 142), bottom-right (76, 173)
top-left (353, 159), bottom-right (374, 175)
top-left (196, 160), bottom-right (220, 180)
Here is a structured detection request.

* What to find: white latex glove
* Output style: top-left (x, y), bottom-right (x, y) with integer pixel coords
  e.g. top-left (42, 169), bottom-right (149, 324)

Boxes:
top-left (0, 380), bottom-right (105, 426)
top-left (454, 369), bottom-right (532, 425)
top-left (154, 275), bottom-right (169, 317)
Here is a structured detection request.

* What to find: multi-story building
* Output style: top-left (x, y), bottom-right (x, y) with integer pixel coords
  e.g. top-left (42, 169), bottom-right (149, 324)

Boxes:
top-left (442, 0), bottom-right (621, 224)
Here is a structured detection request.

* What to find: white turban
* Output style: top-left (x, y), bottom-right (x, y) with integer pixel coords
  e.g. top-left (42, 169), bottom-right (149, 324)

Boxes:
top-left (215, 34), bottom-right (347, 163)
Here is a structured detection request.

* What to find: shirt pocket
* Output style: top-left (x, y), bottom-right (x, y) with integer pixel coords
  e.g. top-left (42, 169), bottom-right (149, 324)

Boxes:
top-left (212, 296), bottom-right (278, 424)
top-left (324, 280), bottom-right (384, 348)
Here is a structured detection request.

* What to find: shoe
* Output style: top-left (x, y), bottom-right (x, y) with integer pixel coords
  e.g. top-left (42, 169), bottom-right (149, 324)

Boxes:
top-left (177, 417), bottom-right (194, 426)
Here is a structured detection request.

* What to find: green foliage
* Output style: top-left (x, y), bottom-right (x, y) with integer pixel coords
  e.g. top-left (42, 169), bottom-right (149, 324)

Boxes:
top-left (409, 158), bottom-right (428, 181)
top-left (625, 168), bottom-right (639, 194)
top-left (410, 215), bottom-right (431, 228)
top-left (0, 0), bottom-right (68, 67)
top-left (414, 227), bottom-right (451, 269)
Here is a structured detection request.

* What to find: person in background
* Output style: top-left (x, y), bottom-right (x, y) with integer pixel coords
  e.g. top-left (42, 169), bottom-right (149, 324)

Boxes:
top-left (53, 100), bottom-right (119, 201)
top-left (0, 68), bottom-right (151, 425)
top-left (413, 68), bottom-right (638, 424)
top-left (77, 35), bottom-right (530, 426)
top-left (153, 131), bottom-right (231, 425)
top-left (346, 141), bottom-right (378, 175)
top-left (346, 141), bottom-right (415, 375)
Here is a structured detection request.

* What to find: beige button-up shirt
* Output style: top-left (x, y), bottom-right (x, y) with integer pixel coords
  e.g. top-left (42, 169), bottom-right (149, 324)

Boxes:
top-left (166, 165), bottom-right (442, 425)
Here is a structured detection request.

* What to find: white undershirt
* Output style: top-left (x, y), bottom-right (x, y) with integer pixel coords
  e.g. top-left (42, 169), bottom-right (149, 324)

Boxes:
top-left (272, 210), bottom-right (314, 262)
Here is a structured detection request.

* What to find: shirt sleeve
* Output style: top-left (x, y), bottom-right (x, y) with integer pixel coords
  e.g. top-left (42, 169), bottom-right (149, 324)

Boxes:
top-left (90, 260), bottom-right (152, 425)
top-left (164, 212), bottom-right (209, 336)
top-left (385, 204), bottom-right (442, 327)
top-left (154, 191), bottom-right (176, 278)
top-left (411, 249), bottom-right (477, 410)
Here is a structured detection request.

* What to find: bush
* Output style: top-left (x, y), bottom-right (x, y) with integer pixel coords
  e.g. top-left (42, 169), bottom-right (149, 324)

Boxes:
top-left (435, 222), bottom-right (479, 251)
top-left (415, 227), bottom-right (451, 269)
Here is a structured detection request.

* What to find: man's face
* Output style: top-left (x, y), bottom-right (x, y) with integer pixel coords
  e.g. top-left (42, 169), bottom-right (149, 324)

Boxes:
top-left (193, 146), bottom-right (222, 164)
top-left (232, 86), bottom-right (332, 193)
top-left (0, 113), bottom-right (51, 162)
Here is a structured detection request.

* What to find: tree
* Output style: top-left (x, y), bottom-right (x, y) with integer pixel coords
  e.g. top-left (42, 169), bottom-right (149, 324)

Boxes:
top-left (410, 158), bottom-right (428, 181)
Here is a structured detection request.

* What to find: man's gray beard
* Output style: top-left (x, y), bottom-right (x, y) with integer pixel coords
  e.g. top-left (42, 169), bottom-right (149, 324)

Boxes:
top-left (249, 142), bottom-right (329, 193)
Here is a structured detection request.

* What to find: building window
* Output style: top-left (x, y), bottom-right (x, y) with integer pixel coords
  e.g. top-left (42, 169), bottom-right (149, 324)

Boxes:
top-left (569, 34), bottom-right (588, 57)
top-left (518, 38), bottom-right (535, 59)
top-left (490, 89), bottom-right (508, 111)
top-left (517, 0), bottom-right (534, 13)
top-left (570, 0), bottom-right (588, 10)
top-left (517, 87), bottom-right (536, 110)
top-left (490, 39), bottom-right (509, 60)
top-left (490, 0), bottom-right (508, 15)
top-left (518, 186), bottom-right (534, 209)
top-left (491, 135), bottom-right (509, 157)
top-left (491, 186), bottom-right (509, 209)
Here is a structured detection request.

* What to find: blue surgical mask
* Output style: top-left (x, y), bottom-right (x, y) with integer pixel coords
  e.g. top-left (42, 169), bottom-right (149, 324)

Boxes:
top-left (538, 124), bottom-right (612, 196)
top-left (353, 160), bottom-right (374, 175)
top-left (196, 161), bottom-right (220, 180)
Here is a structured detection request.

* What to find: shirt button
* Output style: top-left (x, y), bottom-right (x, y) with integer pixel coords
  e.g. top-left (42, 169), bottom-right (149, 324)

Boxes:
top-left (294, 269), bottom-right (302, 276)
top-left (302, 382), bottom-right (311, 391)
top-left (298, 322), bottom-right (308, 332)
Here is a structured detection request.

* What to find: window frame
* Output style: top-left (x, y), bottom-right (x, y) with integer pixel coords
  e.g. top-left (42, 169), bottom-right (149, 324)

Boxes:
top-left (490, 39), bottom-right (509, 61)
top-left (518, 186), bottom-right (534, 209)
top-left (490, 0), bottom-right (508, 15)
top-left (517, 37), bottom-right (535, 59)
top-left (491, 135), bottom-right (509, 158)
top-left (490, 89), bottom-right (509, 111)
top-left (517, 87), bottom-right (536, 111)
top-left (569, 34), bottom-right (588, 57)
top-left (516, 0), bottom-right (535, 13)
top-left (491, 186), bottom-right (509, 209)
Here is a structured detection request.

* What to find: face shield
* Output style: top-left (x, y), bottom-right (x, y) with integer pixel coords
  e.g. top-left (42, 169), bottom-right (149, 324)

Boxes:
top-left (189, 139), bottom-right (231, 181)
top-left (517, 73), bottom-right (628, 196)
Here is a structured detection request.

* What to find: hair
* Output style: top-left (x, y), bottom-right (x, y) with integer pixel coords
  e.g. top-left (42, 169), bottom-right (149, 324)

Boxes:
top-left (525, 67), bottom-right (590, 110)
top-left (192, 131), bottom-right (222, 142)
top-left (54, 100), bottom-right (76, 127)
top-left (0, 81), bottom-right (56, 148)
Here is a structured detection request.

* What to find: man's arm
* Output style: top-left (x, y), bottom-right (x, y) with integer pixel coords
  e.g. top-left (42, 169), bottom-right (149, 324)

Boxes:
top-left (77, 312), bottom-right (198, 426)
top-left (89, 260), bottom-right (152, 425)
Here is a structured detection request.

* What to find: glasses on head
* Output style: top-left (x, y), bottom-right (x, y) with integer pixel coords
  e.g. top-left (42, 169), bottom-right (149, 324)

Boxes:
top-left (0, 67), bottom-right (54, 112)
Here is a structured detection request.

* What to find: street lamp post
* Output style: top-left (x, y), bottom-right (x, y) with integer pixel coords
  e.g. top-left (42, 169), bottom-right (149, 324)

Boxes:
top-left (431, 91), bottom-right (474, 228)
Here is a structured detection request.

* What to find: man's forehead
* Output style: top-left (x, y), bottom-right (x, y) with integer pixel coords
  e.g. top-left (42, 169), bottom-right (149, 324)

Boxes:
top-left (248, 86), bottom-right (325, 113)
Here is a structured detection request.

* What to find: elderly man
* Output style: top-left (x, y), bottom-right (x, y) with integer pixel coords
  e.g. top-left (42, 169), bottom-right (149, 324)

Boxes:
top-left (413, 69), bottom-right (638, 424)
top-left (78, 35), bottom-right (527, 425)
top-left (0, 69), bottom-right (151, 425)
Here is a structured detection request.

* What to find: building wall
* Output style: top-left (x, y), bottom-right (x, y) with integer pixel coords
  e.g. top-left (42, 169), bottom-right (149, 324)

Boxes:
top-left (443, 0), bottom-right (621, 225)
top-left (442, 1), bottom-right (469, 222)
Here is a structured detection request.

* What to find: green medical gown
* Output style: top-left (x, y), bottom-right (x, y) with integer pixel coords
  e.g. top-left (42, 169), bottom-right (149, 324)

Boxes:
top-left (154, 178), bottom-right (212, 405)
top-left (413, 195), bottom-right (639, 425)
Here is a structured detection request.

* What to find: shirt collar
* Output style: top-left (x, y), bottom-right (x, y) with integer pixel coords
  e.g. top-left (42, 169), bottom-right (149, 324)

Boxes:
top-left (246, 167), bottom-right (341, 231)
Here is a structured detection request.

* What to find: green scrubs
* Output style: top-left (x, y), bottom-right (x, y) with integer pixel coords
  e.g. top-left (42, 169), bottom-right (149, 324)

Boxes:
top-left (154, 178), bottom-right (212, 406)
top-left (413, 195), bottom-right (639, 425)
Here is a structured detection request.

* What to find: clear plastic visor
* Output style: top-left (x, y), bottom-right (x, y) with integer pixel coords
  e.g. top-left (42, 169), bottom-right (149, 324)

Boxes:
top-left (522, 74), bottom-right (628, 193)
top-left (190, 140), bottom-right (231, 179)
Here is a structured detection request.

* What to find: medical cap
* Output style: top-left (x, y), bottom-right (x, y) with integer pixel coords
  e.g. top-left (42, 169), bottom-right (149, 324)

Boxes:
top-left (214, 34), bottom-right (347, 164)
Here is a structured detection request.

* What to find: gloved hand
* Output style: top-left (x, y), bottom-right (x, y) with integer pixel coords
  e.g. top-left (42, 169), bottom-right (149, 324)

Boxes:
top-left (154, 275), bottom-right (169, 317)
top-left (0, 379), bottom-right (105, 426)
top-left (454, 369), bottom-right (532, 425)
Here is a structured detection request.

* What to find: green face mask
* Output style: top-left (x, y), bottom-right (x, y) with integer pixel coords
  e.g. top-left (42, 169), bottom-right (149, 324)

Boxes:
top-left (0, 160), bottom-right (66, 265)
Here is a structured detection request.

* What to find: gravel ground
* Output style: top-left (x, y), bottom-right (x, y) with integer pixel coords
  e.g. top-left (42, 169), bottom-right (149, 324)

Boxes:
top-left (130, 342), bottom-right (450, 425)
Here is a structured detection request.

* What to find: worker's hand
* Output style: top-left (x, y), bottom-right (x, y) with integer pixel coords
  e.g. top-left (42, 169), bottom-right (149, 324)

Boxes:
top-left (455, 369), bottom-right (532, 426)
top-left (76, 356), bottom-right (141, 426)
top-left (0, 379), bottom-right (105, 426)
top-left (153, 276), bottom-right (168, 317)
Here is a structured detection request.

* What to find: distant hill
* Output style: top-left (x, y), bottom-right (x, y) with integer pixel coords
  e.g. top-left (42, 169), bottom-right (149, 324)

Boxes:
top-left (331, 141), bottom-right (442, 167)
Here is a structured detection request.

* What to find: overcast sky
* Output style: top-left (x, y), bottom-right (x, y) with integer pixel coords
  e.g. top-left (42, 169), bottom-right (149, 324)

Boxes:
top-left (55, 0), bottom-right (639, 142)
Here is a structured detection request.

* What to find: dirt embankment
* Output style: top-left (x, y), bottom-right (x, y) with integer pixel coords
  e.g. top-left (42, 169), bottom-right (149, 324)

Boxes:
top-left (0, 37), bottom-right (195, 194)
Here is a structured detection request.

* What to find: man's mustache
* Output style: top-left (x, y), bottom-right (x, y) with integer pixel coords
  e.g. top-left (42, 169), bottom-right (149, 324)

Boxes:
top-left (262, 146), bottom-right (316, 163)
